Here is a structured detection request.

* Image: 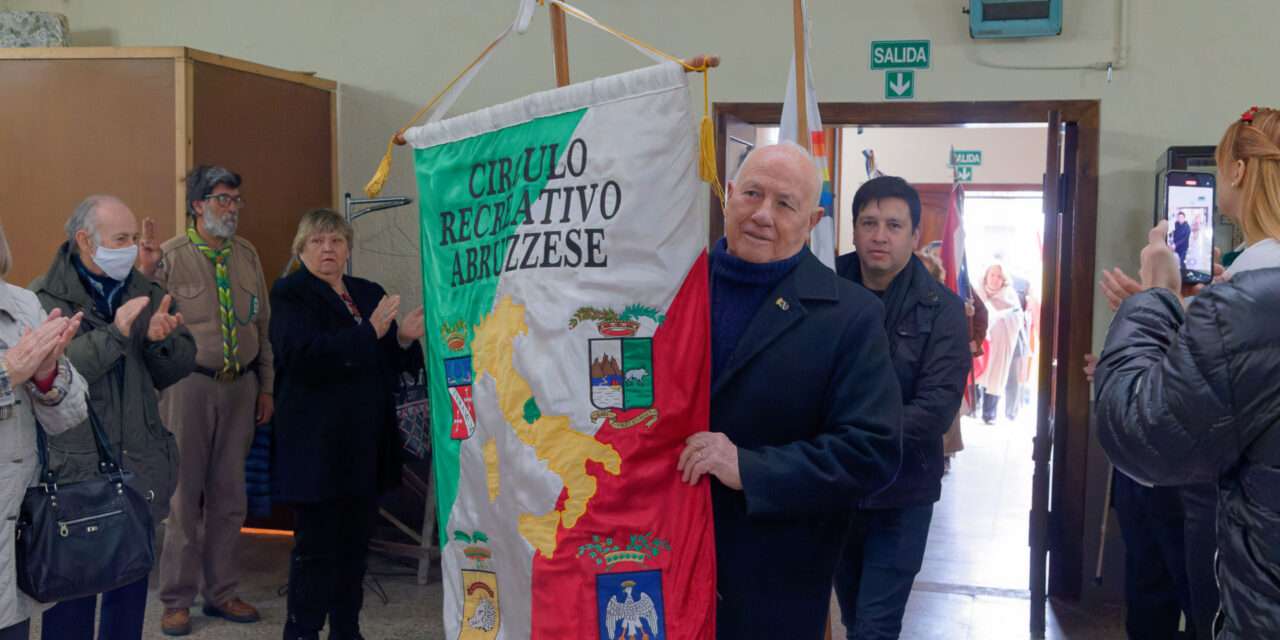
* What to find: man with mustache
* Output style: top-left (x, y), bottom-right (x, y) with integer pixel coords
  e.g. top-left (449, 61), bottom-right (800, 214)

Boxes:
top-left (147, 166), bottom-right (275, 636)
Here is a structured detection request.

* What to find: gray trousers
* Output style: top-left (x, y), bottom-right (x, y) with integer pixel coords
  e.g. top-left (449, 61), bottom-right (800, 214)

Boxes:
top-left (157, 371), bottom-right (259, 609)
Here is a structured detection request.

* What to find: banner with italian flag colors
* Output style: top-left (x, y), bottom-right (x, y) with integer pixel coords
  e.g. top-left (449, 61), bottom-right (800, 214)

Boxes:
top-left (405, 62), bottom-right (713, 640)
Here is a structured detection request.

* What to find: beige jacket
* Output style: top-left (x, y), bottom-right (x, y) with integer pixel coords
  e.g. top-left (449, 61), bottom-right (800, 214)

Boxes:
top-left (0, 282), bottom-right (87, 627)
top-left (155, 233), bottom-right (274, 391)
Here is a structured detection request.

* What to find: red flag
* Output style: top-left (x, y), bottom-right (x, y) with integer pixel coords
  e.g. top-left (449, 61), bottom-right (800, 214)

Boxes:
top-left (940, 184), bottom-right (966, 296)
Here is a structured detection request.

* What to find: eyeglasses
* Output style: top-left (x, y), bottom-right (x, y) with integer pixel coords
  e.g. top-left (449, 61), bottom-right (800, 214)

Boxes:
top-left (203, 194), bottom-right (246, 208)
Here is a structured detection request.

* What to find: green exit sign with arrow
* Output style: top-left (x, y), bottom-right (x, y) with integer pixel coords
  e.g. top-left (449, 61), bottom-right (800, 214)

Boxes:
top-left (884, 71), bottom-right (915, 100)
top-left (870, 40), bottom-right (931, 70)
top-left (952, 150), bottom-right (983, 166)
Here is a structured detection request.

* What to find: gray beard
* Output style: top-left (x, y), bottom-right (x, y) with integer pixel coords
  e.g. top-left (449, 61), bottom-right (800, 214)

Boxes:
top-left (203, 210), bottom-right (237, 239)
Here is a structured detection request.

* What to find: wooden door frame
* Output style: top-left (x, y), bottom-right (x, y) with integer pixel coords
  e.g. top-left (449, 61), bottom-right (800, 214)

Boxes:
top-left (712, 100), bottom-right (1100, 601)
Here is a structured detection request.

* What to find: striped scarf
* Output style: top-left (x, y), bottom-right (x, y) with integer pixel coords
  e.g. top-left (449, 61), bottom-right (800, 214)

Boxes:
top-left (187, 227), bottom-right (240, 377)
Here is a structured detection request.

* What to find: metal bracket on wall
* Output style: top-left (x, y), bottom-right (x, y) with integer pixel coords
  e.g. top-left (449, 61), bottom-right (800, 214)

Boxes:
top-left (344, 192), bottom-right (414, 276)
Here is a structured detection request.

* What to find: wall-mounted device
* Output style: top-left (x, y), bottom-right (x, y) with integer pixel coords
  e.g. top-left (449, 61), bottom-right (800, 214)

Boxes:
top-left (969, 0), bottom-right (1063, 39)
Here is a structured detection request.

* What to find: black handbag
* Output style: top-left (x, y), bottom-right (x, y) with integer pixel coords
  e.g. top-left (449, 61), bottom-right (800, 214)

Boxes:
top-left (15, 401), bottom-right (156, 602)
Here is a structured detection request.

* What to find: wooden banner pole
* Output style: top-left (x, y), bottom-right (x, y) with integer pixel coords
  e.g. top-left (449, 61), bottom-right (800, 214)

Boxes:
top-left (792, 0), bottom-right (810, 152)
top-left (550, 3), bottom-right (571, 87)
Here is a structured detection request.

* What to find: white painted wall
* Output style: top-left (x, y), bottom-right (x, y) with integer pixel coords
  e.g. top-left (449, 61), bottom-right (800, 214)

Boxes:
top-left (7, 0), bottom-right (1280, 601)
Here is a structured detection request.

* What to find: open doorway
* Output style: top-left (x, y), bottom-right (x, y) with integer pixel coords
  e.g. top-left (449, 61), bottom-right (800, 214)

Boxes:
top-left (715, 102), bottom-right (1104, 638)
top-left (836, 125), bottom-right (1050, 597)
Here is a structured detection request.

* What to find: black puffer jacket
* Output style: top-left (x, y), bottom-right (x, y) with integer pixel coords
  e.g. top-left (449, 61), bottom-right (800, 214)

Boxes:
top-left (1095, 269), bottom-right (1280, 640)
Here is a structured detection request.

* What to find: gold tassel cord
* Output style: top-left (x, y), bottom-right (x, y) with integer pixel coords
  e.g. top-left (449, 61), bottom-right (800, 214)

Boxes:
top-left (367, 0), bottom-right (723, 202)
top-left (545, 1), bottom-right (723, 200)
top-left (363, 27), bottom-right (513, 197)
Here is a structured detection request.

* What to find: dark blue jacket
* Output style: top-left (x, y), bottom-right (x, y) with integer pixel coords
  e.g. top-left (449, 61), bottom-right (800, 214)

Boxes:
top-left (712, 249), bottom-right (902, 640)
top-left (269, 265), bottom-right (422, 503)
top-left (836, 253), bottom-right (971, 508)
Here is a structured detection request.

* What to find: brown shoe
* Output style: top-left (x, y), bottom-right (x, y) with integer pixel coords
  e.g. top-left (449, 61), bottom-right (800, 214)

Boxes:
top-left (202, 597), bottom-right (261, 623)
top-left (161, 608), bottom-right (191, 636)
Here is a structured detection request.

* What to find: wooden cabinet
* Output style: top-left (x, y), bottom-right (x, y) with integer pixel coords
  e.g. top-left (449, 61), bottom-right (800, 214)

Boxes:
top-left (0, 47), bottom-right (336, 285)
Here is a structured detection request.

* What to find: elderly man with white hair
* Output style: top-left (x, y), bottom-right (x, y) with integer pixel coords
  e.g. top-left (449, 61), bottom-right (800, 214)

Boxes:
top-left (30, 194), bottom-right (196, 640)
top-left (676, 143), bottom-right (902, 639)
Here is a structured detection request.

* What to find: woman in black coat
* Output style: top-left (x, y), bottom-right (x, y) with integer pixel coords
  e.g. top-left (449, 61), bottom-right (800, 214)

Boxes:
top-left (270, 209), bottom-right (424, 640)
top-left (1095, 107), bottom-right (1280, 639)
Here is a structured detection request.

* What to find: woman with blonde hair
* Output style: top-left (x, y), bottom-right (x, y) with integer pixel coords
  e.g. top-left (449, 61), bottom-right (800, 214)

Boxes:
top-left (974, 263), bottom-right (1021, 424)
top-left (270, 209), bottom-right (425, 640)
top-left (1096, 107), bottom-right (1280, 638)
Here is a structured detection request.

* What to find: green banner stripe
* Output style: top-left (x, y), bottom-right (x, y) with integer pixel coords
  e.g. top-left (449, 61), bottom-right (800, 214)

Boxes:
top-left (415, 107), bottom-right (587, 547)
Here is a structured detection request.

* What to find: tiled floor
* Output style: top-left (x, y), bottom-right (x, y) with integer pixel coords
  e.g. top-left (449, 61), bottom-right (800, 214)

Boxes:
top-left (831, 411), bottom-right (1127, 639)
top-left (31, 534), bottom-right (447, 640)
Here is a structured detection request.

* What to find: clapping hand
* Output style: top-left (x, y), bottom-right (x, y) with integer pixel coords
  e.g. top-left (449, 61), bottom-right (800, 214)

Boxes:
top-left (1100, 268), bottom-right (1143, 311)
top-left (397, 306), bottom-right (425, 344)
top-left (370, 295), bottom-right (400, 339)
top-left (114, 296), bottom-right (150, 337)
top-left (34, 309), bottom-right (82, 382)
top-left (5, 313), bottom-right (70, 386)
top-left (146, 295), bottom-right (184, 342)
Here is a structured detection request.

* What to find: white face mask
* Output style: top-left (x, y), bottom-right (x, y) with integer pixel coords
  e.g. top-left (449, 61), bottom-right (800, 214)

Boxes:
top-left (93, 244), bottom-right (138, 282)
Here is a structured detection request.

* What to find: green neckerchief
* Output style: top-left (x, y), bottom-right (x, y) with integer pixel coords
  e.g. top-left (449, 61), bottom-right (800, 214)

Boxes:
top-left (187, 227), bottom-right (240, 377)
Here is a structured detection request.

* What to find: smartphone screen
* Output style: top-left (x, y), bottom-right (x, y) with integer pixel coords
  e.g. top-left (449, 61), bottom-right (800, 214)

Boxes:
top-left (1163, 171), bottom-right (1215, 284)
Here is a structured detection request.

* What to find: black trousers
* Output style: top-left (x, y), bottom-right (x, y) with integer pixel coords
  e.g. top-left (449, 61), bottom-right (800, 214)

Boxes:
top-left (1112, 472), bottom-right (1194, 639)
top-left (0, 620), bottom-right (28, 640)
top-left (283, 496), bottom-right (377, 639)
top-left (1179, 483), bottom-right (1220, 640)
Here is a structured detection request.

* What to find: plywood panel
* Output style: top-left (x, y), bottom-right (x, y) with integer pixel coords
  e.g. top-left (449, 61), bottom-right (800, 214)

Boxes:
top-left (190, 61), bottom-right (333, 284)
top-left (0, 58), bottom-right (177, 286)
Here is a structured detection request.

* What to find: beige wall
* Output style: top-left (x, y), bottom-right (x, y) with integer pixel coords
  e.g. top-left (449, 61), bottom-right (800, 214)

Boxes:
top-left (7, 0), bottom-right (1280, 601)
top-left (9, 0), bottom-right (1276, 337)
top-left (837, 125), bottom-right (1047, 251)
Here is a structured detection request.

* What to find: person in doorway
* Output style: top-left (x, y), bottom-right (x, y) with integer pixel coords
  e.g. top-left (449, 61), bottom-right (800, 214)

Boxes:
top-left (1094, 106), bottom-right (1280, 639)
top-left (1171, 210), bottom-right (1191, 270)
top-left (962, 275), bottom-right (988, 421)
top-left (31, 195), bottom-right (197, 640)
top-left (1002, 270), bottom-right (1031, 422)
top-left (974, 263), bottom-right (1020, 424)
top-left (271, 209), bottom-right (425, 640)
top-left (678, 143), bottom-right (902, 640)
top-left (833, 176), bottom-right (971, 639)
top-left (144, 166), bottom-right (274, 636)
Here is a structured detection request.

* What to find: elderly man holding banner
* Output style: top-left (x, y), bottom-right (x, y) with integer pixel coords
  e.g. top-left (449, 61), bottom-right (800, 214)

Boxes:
top-left (678, 142), bottom-right (903, 639)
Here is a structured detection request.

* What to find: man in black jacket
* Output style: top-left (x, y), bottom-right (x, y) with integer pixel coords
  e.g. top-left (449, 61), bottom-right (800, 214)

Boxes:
top-left (677, 143), bottom-right (902, 640)
top-left (833, 177), bottom-right (971, 639)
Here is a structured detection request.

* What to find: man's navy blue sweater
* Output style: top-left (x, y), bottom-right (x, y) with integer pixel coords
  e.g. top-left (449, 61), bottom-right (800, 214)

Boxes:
top-left (709, 238), bottom-right (804, 383)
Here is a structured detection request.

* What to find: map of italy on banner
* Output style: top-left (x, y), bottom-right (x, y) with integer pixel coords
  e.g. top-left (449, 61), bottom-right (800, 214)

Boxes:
top-left (404, 62), bottom-right (714, 639)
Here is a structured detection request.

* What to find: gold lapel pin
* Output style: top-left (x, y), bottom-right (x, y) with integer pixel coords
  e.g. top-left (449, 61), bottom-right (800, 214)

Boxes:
top-left (775, 297), bottom-right (790, 311)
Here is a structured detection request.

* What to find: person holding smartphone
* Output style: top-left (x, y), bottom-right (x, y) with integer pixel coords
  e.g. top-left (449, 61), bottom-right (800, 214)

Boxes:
top-left (1094, 106), bottom-right (1280, 639)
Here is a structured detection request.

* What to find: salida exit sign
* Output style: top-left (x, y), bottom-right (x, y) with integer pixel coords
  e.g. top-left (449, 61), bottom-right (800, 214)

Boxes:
top-left (870, 40), bottom-right (931, 70)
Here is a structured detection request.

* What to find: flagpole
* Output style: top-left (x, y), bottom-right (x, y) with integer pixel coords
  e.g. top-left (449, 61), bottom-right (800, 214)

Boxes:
top-left (792, 0), bottom-right (810, 152)
top-left (796, 2), bottom-right (830, 630)
top-left (550, 3), bottom-right (571, 87)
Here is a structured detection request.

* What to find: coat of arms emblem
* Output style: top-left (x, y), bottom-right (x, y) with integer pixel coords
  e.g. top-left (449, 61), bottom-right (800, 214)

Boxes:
top-left (455, 530), bottom-right (500, 639)
top-left (570, 305), bottom-right (663, 430)
top-left (441, 320), bottom-right (476, 440)
top-left (580, 532), bottom-right (670, 640)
